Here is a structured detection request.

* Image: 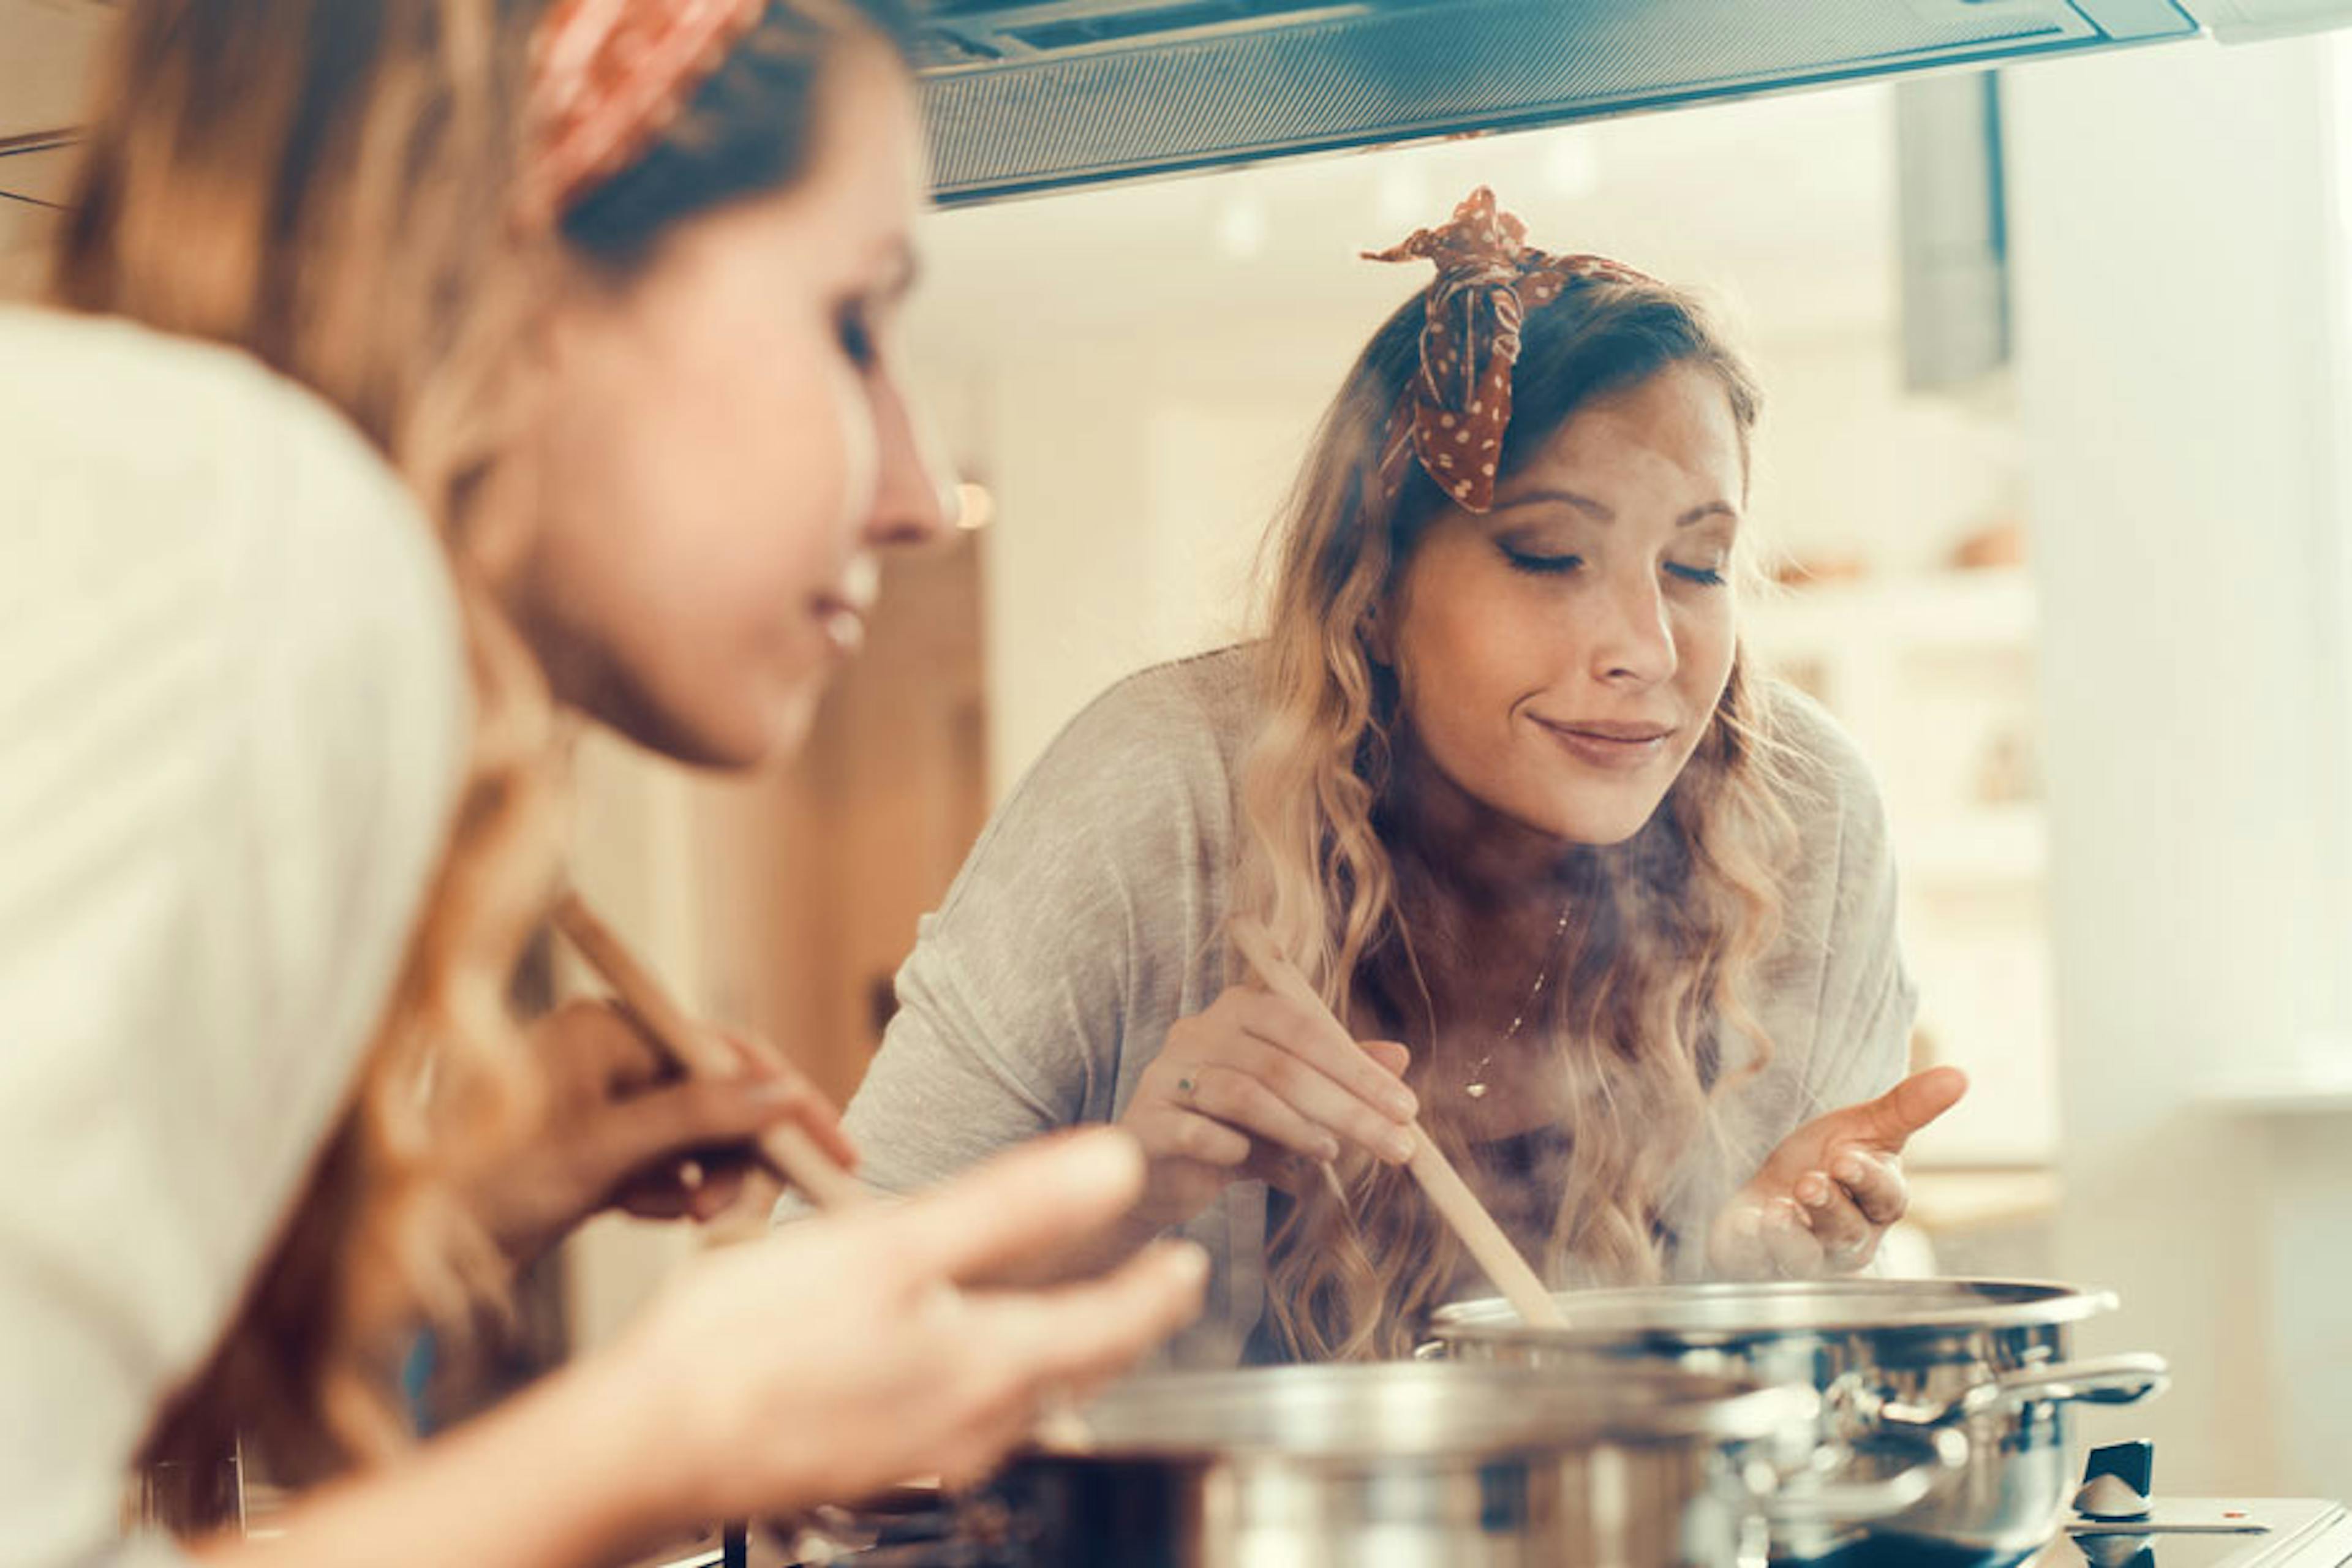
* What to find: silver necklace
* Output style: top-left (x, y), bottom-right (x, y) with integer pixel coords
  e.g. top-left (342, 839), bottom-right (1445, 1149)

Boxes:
top-left (1463, 899), bottom-right (1574, 1099)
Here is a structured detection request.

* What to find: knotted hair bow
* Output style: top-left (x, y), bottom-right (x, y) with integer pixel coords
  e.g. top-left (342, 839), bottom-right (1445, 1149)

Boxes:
top-left (1366, 186), bottom-right (1656, 514)
top-left (520, 0), bottom-right (769, 227)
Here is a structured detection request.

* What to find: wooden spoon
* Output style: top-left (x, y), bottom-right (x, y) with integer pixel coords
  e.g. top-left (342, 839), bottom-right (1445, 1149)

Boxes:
top-left (1228, 918), bottom-right (1568, 1331)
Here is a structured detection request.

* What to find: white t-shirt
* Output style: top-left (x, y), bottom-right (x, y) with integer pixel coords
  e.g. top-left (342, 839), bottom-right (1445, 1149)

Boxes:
top-left (0, 307), bottom-right (470, 1566)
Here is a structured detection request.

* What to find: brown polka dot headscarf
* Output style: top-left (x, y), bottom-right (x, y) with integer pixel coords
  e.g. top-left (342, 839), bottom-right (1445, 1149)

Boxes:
top-left (1365, 186), bottom-right (1656, 514)
top-left (520, 0), bottom-right (769, 228)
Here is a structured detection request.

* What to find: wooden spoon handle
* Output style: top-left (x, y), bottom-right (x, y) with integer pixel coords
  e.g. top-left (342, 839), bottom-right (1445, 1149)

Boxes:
top-left (1227, 918), bottom-right (1566, 1330)
top-left (552, 890), bottom-right (869, 1212)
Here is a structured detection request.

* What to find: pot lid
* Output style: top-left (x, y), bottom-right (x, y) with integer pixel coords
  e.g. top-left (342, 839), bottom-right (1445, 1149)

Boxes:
top-left (1433, 1277), bottom-right (2121, 1346)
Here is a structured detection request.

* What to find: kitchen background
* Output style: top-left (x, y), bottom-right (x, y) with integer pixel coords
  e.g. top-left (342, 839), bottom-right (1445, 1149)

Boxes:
top-left (6, 2), bottom-right (2350, 1504)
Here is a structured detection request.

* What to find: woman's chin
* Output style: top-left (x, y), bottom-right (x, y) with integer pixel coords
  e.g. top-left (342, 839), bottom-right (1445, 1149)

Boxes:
top-left (1529, 790), bottom-right (1675, 848)
top-left (600, 684), bottom-right (821, 772)
top-left (698, 691), bottom-right (821, 771)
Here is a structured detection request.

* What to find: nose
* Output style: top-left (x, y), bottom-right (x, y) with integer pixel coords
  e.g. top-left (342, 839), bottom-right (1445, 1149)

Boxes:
top-left (1586, 566), bottom-right (1678, 687)
top-left (862, 366), bottom-right (954, 549)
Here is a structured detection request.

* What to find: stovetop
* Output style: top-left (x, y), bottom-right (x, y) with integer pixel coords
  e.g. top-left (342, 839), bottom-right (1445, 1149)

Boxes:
top-left (731, 1498), bottom-right (2352, 1568)
top-left (2032, 1498), bottom-right (2352, 1568)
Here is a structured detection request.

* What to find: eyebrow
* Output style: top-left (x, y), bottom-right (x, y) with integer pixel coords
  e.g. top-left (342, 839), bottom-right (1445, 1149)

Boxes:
top-left (1491, 489), bottom-right (1740, 528)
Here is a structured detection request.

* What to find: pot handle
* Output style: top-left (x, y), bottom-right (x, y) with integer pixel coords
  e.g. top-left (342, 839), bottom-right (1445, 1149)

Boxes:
top-left (1755, 1425), bottom-right (1970, 1526)
top-left (1873, 1352), bottom-right (2172, 1430)
top-left (1968, 1353), bottom-right (2171, 1419)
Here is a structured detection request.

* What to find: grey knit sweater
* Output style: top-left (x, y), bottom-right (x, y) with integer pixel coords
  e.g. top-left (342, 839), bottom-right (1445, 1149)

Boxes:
top-left (779, 647), bottom-right (1916, 1364)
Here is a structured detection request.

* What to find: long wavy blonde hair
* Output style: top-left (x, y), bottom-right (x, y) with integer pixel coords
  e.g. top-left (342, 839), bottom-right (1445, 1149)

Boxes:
top-left (1237, 276), bottom-right (1801, 1362)
top-left (50, 0), bottom-right (922, 1486)
top-left (48, 0), bottom-right (560, 1476)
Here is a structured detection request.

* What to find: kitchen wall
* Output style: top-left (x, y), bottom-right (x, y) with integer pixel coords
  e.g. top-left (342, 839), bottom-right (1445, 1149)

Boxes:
top-left (0, 0), bottom-right (98, 297)
top-left (2006, 30), bottom-right (2352, 1493)
top-left (0, 182), bottom-right (58, 299)
top-left (954, 333), bottom-right (1323, 800)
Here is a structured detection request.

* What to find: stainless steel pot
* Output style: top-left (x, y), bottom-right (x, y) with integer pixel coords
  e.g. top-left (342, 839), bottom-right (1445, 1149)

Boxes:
top-left (1427, 1278), bottom-right (2169, 1568)
top-left (991, 1360), bottom-right (1854, 1567)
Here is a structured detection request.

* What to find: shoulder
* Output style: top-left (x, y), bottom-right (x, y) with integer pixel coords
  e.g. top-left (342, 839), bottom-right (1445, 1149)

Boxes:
top-left (1054, 646), bottom-right (1254, 763)
top-left (1754, 679), bottom-right (1891, 864)
top-left (1003, 646), bottom-right (1254, 829)
top-left (1740, 679), bottom-right (1902, 972)
top-left (0, 316), bottom-right (472, 1479)
top-left (0, 306), bottom-right (466, 766)
top-left (0, 304), bottom-right (394, 491)
top-left (1757, 680), bottom-right (1879, 814)
top-left (926, 647), bottom-right (1251, 978)
top-left (0, 306), bottom-right (441, 578)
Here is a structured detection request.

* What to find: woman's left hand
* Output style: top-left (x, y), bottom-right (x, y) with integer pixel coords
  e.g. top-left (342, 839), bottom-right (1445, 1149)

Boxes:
top-left (1708, 1066), bottom-right (1967, 1279)
top-left (470, 1000), bottom-right (857, 1267)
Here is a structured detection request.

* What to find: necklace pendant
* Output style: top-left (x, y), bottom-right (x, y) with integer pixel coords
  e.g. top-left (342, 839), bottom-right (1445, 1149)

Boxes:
top-left (1465, 1081), bottom-right (1489, 1099)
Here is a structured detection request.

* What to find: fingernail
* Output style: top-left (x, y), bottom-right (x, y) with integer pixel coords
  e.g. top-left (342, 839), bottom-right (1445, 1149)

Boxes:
top-left (1835, 1157), bottom-right (1868, 1185)
top-left (1387, 1088), bottom-right (1419, 1121)
top-left (1798, 1176), bottom-right (1831, 1208)
top-left (1385, 1131), bottom-right (1418, 1164)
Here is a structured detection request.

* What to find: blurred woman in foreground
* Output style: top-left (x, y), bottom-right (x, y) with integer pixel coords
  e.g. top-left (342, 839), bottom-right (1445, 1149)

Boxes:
top-left (0, 2), bottom-right (1203, 1563)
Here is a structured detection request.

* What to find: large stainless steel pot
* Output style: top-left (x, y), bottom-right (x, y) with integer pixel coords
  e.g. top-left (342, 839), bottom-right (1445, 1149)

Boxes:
top-left (1428, 1278), bottom-right (2169, 1568)
top-left (990, 1360), bottom-right (1879, 1567)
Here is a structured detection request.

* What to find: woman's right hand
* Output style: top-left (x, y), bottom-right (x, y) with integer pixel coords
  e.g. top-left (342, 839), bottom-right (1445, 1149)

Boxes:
top-left (600, 1128), bottom-right (1208, 1526)
top-left (1120, 984), bottom-right (1421, 1232)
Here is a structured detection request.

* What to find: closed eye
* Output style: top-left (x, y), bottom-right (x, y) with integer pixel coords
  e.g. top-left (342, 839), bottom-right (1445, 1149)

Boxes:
top-left (1502, 545), bottom-right (1583, 576)
top-left (1665, 562), bottom-right (1728, 587)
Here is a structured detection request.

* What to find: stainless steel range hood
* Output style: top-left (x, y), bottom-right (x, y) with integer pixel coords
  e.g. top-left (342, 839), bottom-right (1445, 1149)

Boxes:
top-left (916, 0), bottom-right (2218, 205)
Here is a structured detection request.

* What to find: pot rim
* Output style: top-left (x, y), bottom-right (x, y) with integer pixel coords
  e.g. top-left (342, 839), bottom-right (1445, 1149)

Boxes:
top-left (1025, 1361), bottom-right (1820, 1462)
top-left (1429, 1276), bottom-right (2121, 1349)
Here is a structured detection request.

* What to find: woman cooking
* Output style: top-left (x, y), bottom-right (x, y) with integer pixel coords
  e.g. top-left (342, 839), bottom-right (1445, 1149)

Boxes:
top-left (0, 1), bottom-right (1202, 1564)
top-left (797, 187), bottom-right (1969, 1362)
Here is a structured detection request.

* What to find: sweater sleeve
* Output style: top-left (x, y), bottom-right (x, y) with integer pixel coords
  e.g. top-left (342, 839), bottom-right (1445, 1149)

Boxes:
top-left (781, 658), bottom-right (1241, 1212)
top-left (1778, 690), bottom-right (1920, 1119)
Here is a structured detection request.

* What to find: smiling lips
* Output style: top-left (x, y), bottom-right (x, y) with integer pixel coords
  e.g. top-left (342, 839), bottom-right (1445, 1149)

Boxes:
top-left (1533, 715), bottom-right (1677, 770)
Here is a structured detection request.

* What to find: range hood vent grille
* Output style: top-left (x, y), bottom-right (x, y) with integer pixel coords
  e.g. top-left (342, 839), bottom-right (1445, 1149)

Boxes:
top-left (995, 0), bottom-right (1334, 51)
top-left (917, 0), bottom-right (2201, 205)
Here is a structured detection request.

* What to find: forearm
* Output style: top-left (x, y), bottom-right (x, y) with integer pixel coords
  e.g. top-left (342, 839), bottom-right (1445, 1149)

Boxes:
top-left (194, 1357), bottom-right (674, 1568)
